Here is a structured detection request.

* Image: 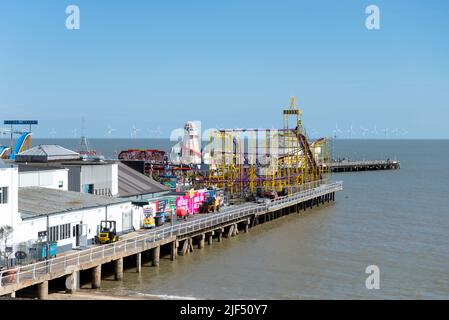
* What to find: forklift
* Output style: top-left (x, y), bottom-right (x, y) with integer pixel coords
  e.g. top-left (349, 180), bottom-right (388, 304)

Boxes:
top-left (97, 220), bottom-right (118, 244)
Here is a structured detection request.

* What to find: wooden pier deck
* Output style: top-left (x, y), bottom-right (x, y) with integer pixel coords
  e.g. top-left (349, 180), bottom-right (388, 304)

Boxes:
top-left (0, 181), bottom-right (343, 299)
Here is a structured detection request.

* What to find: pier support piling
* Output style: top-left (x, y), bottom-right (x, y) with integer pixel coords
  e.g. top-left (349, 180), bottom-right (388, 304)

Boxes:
top-left (171, 241), bottom-right (177, 260)
top-left (152, 246), bottom-right (160, 267)
top-left (207, 232), bottom-right (213, 245)
top-left (114, 258), bottom-right (123, 281)
top-left (234, 224), bottom-right (239, 236)
top-left (136, 253), bottom-right (142, 273)
top-left (180, 239), bottom-right (189, 256)
top-left (217, 229), bottom-right (223, 242)
top-left (92, 265), bottom-right (101, 288)
top-left (37, 281), bottom-right (48, 300)
top-left (66, 271), bottom-right (78, 294)
top-left (198, 234), bottom-right (205, 249)
top-left (226, 225), bottom-right (234, 238)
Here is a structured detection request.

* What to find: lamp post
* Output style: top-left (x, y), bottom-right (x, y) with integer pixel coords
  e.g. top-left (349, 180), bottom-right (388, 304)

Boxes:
top-left (46, 215), bottom-right (49, 272)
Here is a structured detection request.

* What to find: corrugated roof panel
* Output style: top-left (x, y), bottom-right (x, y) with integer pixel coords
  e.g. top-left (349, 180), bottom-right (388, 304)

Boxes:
top-left (117, 162), bottom-right (169, 197)
top-left (18, 187), bottom-right (129, 218)
top-left (16, 145), bottom-right (80, 162)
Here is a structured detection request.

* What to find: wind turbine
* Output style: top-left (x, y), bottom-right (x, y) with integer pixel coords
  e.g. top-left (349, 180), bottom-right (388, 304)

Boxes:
top-left (72, 128), bottom-right (78, 138)
top-left (153, 126), bottom-right (162, 137)
top-left (360, 126), bottom-right (369, 137)
top-left (333, 122), bottom-right (343, 139)
top-left (131, 125), bottom-right (141, 138)
top-left (390, 128), bottom-right (400, 137)
top-left (347, 124), bottom-right (356, 139)
top-left (107, 125), bottom-right (116, 136)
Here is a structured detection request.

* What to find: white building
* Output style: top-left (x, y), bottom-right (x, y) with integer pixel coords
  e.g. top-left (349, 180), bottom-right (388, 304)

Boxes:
top-left (18, 164), bottom-right (68, 191)
top-left (0, 160), bottom-right (143, 266)
top-left (0, 160), bottom-right (19, 235)
top-left (17, 187), bottom-right (142, 252)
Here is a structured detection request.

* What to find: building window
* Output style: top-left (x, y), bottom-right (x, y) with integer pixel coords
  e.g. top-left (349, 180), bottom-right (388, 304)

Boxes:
top-left (59, 223), bottom-right (71, 240)
top-left (49, 225), bottom-right (59, 242)
top-left (0, 187), bottom-right (8, 204)
top-left (58, 181), bottom-right (64, 188)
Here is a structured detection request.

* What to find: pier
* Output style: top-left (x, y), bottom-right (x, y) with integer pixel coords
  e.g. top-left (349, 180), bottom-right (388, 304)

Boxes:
top-left (0, 181), bottom-right (342, 299)
top-left (328, 160), bottom-right (400, 172)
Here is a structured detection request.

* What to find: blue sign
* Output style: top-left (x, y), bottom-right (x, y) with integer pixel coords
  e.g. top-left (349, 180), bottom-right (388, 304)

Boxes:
top-left (4, 120), bottom-right (38, 125)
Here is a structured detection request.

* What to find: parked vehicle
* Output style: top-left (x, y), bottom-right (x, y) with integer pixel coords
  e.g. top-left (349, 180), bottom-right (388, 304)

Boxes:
top-left (199, 194), bottom-right (222, 213)
top-left (97, 221), bottom-right (118, 244)
top-left (143, 215), bottom-right (156, 229)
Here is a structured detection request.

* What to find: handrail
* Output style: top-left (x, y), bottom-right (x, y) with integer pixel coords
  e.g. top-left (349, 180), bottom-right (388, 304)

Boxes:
top-left (327, 160), bottom-right (399, 167)
top-left (0, 181), bottom-right (342, 289)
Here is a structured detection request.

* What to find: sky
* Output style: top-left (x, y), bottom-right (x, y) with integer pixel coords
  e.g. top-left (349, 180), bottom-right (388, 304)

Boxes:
top-left (0, 0), bottom-right (448, 139)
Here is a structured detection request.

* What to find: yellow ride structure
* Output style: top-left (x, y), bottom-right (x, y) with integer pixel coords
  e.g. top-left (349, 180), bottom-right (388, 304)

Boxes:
top-left (206, 97), bottom-right (330, 198)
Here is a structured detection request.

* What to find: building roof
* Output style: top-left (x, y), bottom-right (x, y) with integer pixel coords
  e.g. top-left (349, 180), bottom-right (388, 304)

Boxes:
top-left (15, 145), bottom-right (80, 162)
top-left (118, 162), bottom-right (169, 198)
top-left (18, 187), bottom-right (129, 219)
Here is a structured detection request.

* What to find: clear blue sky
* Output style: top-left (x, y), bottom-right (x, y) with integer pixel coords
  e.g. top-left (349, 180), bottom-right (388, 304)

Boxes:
top-left (1, 0), bottom-right (448, 139)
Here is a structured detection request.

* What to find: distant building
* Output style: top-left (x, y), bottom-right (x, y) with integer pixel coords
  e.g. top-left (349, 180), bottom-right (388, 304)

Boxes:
top-left (15, 145), bottom-right (118, 197)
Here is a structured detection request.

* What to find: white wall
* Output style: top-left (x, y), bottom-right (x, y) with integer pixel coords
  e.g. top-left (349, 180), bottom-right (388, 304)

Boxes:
top-left (111, 163), bottom-right (118, 196)
top-left (19, 169), bottom-right (68, 190)
top-left (80, 163), bottom-right (118, 196)
top-left (0, 165), bottom-right (19, 247)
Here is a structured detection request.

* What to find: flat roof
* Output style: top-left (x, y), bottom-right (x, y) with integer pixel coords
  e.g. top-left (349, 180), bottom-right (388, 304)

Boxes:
top-left (19, 187), bottom-right (130, 219)
top-left (18, 164), bottom-right (67, 173)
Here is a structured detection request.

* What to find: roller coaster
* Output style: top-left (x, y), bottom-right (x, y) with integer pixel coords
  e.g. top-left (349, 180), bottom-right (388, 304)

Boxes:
top-left (204, 97), bottom-right (331, 198)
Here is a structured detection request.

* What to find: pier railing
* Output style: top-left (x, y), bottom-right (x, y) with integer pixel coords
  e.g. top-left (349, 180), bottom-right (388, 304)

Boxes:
top-left (267, 181), bottom-right (343, 208)
top-left (0, 181), bottom-right (342, 290)
top-left (327, 160), bottom-right (399, 167)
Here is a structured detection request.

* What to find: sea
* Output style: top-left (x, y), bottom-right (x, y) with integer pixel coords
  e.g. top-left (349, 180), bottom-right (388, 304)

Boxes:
top-left (27, 138), bottom-right (449, 299)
